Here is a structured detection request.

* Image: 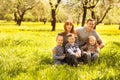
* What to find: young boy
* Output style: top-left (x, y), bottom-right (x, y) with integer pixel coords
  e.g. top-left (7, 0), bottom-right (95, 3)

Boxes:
top-left (52, 34), bottom-right (66, 64)
top-left (65, 33), bottom-right (81, 66)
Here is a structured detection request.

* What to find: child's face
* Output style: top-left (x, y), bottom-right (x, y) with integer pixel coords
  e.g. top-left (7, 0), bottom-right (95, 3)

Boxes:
top-left (66, 24), bottom-right (72, 32)
top-left (56, 36), bottom-right (63, 46)
top-left (89, 37), bottom-right (96, 45)
top-left (68, 36), bottom-right (75, 44)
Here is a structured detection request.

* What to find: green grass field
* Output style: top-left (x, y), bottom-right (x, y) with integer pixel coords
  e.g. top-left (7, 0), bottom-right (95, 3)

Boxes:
top-left (0, 22), bottom-right (120, 80)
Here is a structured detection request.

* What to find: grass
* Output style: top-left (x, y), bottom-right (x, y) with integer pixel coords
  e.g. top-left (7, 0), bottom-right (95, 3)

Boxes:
top-left (0, 22), bottom-right (120, 80)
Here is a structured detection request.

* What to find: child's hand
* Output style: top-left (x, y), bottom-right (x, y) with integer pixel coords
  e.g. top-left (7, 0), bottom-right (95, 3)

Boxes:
top-left (61, 54), bottom-right (65, 59)
top-left (87, 50), bottom-right (91, 54)
top-left (77, 54), bottom-right (81, 58)
top-left (76, 52), bottom-right (81, 58)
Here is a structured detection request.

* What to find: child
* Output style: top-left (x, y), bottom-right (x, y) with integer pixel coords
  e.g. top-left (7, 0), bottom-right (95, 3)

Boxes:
top-left (65, 33), bottom-right (81, 66)
top-left (52, 34), bottom-right (66, 64)
top-left (81, 36), bottom-right (100, 62)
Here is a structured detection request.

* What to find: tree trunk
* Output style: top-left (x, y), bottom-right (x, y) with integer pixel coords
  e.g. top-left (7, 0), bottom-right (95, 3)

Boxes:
top-left (14, 12), bottom-right (17, 22)
top-left (91, 11), bottom-right (97, 29)
top-left (17, 20), bottom-right (21, 26)
top-left (81, 6), bottom-right (87, 26)
top-left (51, 9), bottom-right (56, 31)
top-left (91, 10), bottom-right (95, 20)
top-left (15, 11), bottom-right (25, 26)
top-left (77, 13), bottom-right (80, 25)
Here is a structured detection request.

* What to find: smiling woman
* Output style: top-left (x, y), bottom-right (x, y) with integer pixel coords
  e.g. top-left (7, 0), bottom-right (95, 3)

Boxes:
top-left (58, 20), bottom-right (76, 48)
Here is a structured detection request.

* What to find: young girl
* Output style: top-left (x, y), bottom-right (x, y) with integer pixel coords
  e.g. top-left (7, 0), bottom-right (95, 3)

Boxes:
top-left (52, 34), bottom-right (66, 64)
top-left (65, 33), bottom-right (81, 66)
top-left (81, 36), bottom-right (100, 62)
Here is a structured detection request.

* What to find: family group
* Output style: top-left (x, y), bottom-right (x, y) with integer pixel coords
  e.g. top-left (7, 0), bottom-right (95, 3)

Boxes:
top-left (52, 19), bottom-right (104, 67)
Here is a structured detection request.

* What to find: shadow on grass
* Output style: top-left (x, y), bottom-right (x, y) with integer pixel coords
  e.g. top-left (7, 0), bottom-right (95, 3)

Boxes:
top-left (40, 55), bottom-right (52, 65)
top-left (113, 41), bottom-right (120, 47)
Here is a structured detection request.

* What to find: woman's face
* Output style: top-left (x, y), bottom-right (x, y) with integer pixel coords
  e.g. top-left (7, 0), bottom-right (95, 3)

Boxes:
top-left (66, 24), bottom-right (72, 32)
top-left (86, 21), bottom-right (95, 31)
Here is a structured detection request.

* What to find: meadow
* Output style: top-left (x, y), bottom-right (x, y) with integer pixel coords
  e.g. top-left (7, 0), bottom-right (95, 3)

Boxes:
top-left (0, 21), bottom-right (120, 80)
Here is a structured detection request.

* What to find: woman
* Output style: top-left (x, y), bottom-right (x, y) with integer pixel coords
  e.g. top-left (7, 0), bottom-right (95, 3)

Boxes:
top-left (58, 20), bottom-right (77, 48)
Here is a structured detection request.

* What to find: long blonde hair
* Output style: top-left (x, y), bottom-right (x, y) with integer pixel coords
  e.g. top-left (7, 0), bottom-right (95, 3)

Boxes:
top-left (87, 36), bottom-right (99, 51)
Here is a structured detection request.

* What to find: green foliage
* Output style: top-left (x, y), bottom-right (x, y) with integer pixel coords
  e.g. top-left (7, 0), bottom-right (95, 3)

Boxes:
top-left (0, 22), bottom-right (120, 80)
top-left (23, 13), bottom-right (34, 22)
top-left (4, 14), bottom-right (14, 21)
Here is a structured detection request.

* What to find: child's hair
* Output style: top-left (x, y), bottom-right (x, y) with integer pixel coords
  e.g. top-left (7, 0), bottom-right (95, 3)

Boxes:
top-left (67, 33), bottom-right (74, 39)
top-left (87, 36), bottom-right (99, 50)
top-left (56, 34), bottom-right (63, 41)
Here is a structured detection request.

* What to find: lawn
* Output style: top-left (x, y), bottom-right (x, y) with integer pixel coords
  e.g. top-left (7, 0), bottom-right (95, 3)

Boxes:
top-left (0, 22), bottom-right (120, 80)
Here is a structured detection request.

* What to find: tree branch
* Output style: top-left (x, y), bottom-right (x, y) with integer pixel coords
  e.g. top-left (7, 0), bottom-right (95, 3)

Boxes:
top-left (49, 0), bottom-right (53, 8)
top-left (87, 0), bottom-right (99, 9)
top-left (98, 5), bottom-right (111, 24)
top-left (55, 0), bottom-right (61, 9)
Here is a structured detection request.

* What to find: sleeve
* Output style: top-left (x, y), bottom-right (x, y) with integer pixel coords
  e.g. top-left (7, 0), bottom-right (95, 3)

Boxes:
top-left (95, 47), bottom-right (100, 53)
top-left (95, 31), bottom-right (103, 45)
top-left (75, 43), bottom-right (81, 54)
top-left (75, 28), bottom-right (80, 46)
top-left (81, 44), bottom-right (87, 51)
top-left (76, 48), bottom-right (81, 55)
top-left (67, 49), bottom-right (75, 55)
top-left (52, 47), bottom-right (63, 59)
top-left (76, 28), bottom-right (79, 34)
top-left (53, 54), bottom-right (63, 59)
top-left (65, 44), bottom-right (75, 55)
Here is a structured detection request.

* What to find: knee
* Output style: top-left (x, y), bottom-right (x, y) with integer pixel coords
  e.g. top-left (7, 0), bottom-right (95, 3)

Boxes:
top-left (92, 54), bottom-right (99, 61)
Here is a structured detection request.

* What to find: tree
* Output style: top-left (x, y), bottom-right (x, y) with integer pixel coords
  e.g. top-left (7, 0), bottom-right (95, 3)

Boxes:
top-left (73, 0), bottom-right (112, 28)
top-left (89, 0), bottom-right (112, 29)
top-left (0, 0), bottom-right (14, 20)
top-left (32, 0), bottom-right (50, 24)
top-left (80, 0), bottom-right (100, 26)
top-left (64, 0), bottom-right (83, 25)
top-left (49, 0), bottom-right (61, 31)
top-left (14, 0), bottom-right (39, 26)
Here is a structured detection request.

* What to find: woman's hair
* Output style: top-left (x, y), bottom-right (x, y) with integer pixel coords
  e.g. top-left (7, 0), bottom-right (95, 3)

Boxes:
top-left (64, 20), bottom-right (75, 34)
